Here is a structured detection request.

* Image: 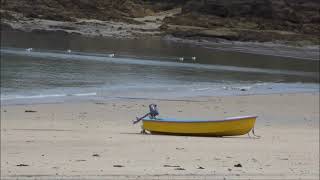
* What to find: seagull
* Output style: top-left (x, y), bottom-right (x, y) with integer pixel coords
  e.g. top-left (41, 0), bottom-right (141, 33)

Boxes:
top-left (67, 49), bottom-right (72, 53)
top-left (109, 53), bottom-right (115, 58)
top-left (26, 48), bottom-right (33, 52)
top-left (178, 57), bottom-right (184, 62)
top-left (191, 56), bottom-right (197, 61)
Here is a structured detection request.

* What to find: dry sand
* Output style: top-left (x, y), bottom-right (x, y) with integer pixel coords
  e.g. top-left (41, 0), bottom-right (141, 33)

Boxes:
top-left (1, 93), bottom-right (319, 179)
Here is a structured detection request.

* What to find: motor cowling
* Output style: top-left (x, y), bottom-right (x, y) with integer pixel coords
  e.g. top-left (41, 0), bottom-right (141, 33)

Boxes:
top-left (149, 104), bottom-right (159, 118)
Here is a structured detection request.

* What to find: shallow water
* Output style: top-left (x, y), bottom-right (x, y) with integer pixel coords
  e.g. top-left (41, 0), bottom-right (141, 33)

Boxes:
top-left (1, 30), bottom-right (319, 104)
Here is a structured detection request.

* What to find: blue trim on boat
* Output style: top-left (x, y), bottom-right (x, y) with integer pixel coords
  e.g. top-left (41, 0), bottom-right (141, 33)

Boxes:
top-left (143, 116), bottom-right (257, 123)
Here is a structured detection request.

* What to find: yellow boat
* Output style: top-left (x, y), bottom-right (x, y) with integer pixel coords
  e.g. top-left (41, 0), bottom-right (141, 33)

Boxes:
top-left (142, 116), bottom-right (257, 137)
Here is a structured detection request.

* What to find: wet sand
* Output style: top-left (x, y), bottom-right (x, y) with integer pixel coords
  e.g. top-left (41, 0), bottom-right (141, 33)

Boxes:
top-left (1, 93), bottom-right (319, 179)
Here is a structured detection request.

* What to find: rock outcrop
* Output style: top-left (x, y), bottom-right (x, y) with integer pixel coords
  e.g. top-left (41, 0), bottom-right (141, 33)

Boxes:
top-left (1, 0), bottom-right (186, 21)
top-left (181, 0), bottom-right (320, 34)
top-left (1, 0), bottom-right (319, 45)
top-left (162, 0), bottom-right (320, 44)
top-left (1, 0), bottom-right (154, 22)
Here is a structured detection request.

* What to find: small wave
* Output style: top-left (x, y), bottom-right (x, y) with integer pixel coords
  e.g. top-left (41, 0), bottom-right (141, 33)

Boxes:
top-left (73, 92), bottom-right (97, 96)
top-left (191, 88), bottom-right (211, 91)
top-left (1, 94), bottom-right (67, 100)
top-left (1, 92), bottom-right (97, 100)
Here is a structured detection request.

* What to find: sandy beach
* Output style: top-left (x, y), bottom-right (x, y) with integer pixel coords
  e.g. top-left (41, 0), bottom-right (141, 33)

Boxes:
top-left (1, 1), bottom-right (319, 179)
top-left (0, 92), bottom-right (319, 179)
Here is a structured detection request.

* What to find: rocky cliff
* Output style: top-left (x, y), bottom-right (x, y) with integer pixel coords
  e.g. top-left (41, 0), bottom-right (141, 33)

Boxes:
top-left (1, 0), bottom-right (151, 22)
top-left (163, 0), bottom-right (320, 44)
top-left (1, 0), bottom-right (319, 45)
top-left (1, 0), bottom-right (185, 21)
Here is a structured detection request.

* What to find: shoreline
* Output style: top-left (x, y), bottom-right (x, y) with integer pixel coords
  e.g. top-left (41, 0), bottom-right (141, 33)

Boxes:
top-left (2, 25), bottom-right (319, 61)
top-left (2, 10), bottom-right (319, 61)
top-left (1, 87), bottom-right (319, 107)
top-left (1, 92), bottom-right (319, 179)
top-left (163, 36), bottom-right (320, 61)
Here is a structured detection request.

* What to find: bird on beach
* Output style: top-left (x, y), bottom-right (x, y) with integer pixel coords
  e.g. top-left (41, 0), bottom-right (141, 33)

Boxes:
top-left (191, 56), bottom-right (197, 61)
top-left (67, 49), bottom-right (72, 53)
top-left (109, 53), bottom-right (115, 58)
top-left (178, 57), bottom-right (184, 62)
top-left (26, 48), bottom-right (33, 52)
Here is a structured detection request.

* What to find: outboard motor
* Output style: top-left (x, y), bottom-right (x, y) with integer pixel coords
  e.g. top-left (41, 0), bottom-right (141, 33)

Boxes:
top-left (133, 104), bottom-right (159, 124)
top-left (148, 104), bottom-right (159, 119)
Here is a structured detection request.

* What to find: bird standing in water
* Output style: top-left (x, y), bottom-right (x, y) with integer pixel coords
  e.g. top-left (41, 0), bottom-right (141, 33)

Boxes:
top-left (26, 48), bottom-right (33, 52)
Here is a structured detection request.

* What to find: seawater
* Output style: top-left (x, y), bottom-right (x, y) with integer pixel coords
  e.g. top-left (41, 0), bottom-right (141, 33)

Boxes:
top-left (1, 31), bottom-right (319, 105)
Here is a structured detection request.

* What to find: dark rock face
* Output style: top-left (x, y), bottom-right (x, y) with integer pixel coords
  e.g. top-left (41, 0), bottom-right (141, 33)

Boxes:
top-left (182, 0), bottom-right (320, 27)
top-left (183, 0), bottom-right (273, 19)
top-left (1, 0), bottom-right (151, 21)
top-left (183, 0), bottom-right (320, 22)
top-left (162, 0), bottom-right (319, 44)
top-left (1, 0), bottom-right (319, 44)
top-left (0, 0), bottom-right (187, 21)
top-left (2, 0), bottom-right (318, 28)
top-left (272, 0), bottom-right (320, 24)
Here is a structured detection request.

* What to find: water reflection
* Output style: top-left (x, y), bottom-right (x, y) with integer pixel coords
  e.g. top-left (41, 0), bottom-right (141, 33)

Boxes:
top-left (2, 30), bottom-right (319, 72)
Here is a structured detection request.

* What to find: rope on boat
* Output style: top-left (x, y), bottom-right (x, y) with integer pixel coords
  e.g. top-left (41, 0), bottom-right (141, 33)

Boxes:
top-left (249, 126), bottom-right (261, 138)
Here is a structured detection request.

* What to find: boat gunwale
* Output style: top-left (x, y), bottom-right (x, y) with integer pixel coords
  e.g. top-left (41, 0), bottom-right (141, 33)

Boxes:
top-left (142, 115), bottom-right (257, 123)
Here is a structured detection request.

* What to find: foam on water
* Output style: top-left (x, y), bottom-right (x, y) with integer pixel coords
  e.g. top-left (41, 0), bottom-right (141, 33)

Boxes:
top-left (1, 92), bottom-right (97, 101)
top-left (1, 82), bottom-right (318, 105)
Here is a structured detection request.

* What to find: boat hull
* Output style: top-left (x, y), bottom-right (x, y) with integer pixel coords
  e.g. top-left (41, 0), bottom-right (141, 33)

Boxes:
top-left (142, 116), bottom-right (257, 137)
